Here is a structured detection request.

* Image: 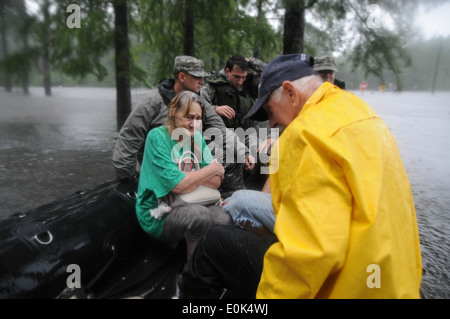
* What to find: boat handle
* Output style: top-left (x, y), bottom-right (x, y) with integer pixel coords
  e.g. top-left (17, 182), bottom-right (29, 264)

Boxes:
top-left (126, 191), bottom-right (137, 200)
top-left (34, 230), bottom-right (53, 245)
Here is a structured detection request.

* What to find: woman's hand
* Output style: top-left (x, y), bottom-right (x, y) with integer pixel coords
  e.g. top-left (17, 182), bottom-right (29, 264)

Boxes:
top-left (208, 159), bottom-right (225, 179)
top-left (172, 159), bottom-right (224, 193)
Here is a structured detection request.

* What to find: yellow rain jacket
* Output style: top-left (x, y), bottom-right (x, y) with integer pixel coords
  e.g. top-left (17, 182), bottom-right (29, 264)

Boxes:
top-left (257, 82), bottom-right (422, 299)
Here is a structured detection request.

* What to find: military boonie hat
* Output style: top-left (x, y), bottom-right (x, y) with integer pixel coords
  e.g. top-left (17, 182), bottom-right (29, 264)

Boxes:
top-left (313, 55), bottom-right (338, 72)
top-left (173, 56), bottom-right (210, 78)
top-left (245, 53), bottom-right (316, 121)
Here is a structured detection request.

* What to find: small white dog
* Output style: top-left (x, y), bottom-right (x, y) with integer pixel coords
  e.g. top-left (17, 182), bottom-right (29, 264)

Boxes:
top-left (149, 201), bottom-right (172, 220)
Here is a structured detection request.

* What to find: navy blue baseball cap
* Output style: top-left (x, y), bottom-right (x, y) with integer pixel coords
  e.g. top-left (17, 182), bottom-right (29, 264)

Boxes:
top-left (245, 54), bottom-right (316, 121)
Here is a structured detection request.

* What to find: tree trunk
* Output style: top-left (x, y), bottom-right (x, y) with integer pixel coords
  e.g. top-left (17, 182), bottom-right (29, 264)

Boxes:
top-left (114, 0), bottom-right (132, 131)
top-left (431, 38), bottom-right (443, 95)
top-left (184, 0), bottom-right (195, 56)
top-left (0, 1), bottom-right (12, 92)
top-left (42, 0), bottom-right (52, 96)
top-left (21, 38), bottom-right (30, 95)
top-left (19, 0), bottom-right (29, 95)
top-left (253, 0), bottom-right (264, 58)
top-left (283, 0), bottom-right (305, 54)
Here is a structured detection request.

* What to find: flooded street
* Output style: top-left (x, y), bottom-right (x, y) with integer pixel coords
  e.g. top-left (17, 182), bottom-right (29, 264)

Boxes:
top-left (0, 87), bottom-right (120, 216)
top-left (353, 90), bottom-right (450, 299)
top-left (1, 87), bottom-right (449, 298)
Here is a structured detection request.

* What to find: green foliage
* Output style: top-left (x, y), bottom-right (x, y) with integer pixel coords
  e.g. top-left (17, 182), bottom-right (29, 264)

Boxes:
top-left (50, 1), bottom-right (114, 81)
top-left (305, 0), bottom-right (348, 55)
top-left (134, 0), bottom-right (282, 83)
top-left (134, 0), bottom-right (186, 82)
top-left (1, 47), bottom-right (41, 76)
top-left (342, 0), bottom-right (419, 90)
top-left (0, 0), bottom-right (37, 85)
top-left (2, 0), bottom-right (448, 92)
top-left (335, 35), bottom-right (450, 92)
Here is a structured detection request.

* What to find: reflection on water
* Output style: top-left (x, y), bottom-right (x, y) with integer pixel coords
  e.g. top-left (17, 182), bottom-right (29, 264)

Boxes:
top-left (0, 87), bottom-right (449, 298)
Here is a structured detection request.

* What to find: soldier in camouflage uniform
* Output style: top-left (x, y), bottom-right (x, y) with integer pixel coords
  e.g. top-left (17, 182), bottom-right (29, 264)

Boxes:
top-left (314, 55), bottom-right (346, 90)
top-left (201, 56), bottom-right (268, 191)
top-left (112, 56), bottom-right (250, 196)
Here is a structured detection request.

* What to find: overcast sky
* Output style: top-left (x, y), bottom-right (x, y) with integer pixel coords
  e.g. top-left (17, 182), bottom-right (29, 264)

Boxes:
top-left (416, 1), bottom-right (450, 38)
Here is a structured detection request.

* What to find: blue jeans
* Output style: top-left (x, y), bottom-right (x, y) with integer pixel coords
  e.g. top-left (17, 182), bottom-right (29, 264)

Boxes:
top-left (223, 190), bottom-right (275, 232)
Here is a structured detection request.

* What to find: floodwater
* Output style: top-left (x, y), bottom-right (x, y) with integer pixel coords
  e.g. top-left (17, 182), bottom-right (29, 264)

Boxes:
top-left (353, 90), bottom-right (450, 299)
top-left (0, 87), bottom-right (120, 216)
top-left (0, 87), bottom-right (449, 299)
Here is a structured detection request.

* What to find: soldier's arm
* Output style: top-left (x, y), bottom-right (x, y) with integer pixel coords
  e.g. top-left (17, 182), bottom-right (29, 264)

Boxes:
top-left (201, 83), bottom-right (235, 119)
top-left (112, 95), bottom-right (161, 179)
top-left (202, 102), bottom-right (248, 161)
top-left (247, 57), bottom-right (267, 74)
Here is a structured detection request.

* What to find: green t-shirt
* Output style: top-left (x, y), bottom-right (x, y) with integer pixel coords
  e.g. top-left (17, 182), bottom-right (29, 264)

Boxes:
top-left (135, 126), bottom-right (214, 238)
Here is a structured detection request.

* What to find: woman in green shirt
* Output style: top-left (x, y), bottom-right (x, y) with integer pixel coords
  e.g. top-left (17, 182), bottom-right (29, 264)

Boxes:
top-left (136, 91), bottom-right (232, 259)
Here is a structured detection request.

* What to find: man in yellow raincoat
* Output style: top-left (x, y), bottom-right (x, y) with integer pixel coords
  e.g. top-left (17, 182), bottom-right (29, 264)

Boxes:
top-left (245, 54), bottom-right (422, 298)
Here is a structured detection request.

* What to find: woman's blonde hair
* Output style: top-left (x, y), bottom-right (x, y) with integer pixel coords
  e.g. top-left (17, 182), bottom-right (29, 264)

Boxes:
top-left (164, 90), bottom-right (206, 134)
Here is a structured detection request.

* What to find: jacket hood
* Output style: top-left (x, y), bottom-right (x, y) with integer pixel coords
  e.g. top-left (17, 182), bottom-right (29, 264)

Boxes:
top-left (158, 78), bottom-right (176, 106)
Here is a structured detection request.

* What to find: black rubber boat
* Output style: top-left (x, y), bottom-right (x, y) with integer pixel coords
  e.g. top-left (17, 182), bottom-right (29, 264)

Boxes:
top-left (0, 177), bottom-right (187, 299)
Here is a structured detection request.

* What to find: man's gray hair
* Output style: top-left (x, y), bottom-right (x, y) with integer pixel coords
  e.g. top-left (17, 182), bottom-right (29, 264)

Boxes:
top-left (272, 75), bottom-right (323, 103)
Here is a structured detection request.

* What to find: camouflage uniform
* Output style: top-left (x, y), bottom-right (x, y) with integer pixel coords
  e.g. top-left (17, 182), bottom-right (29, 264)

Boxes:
top-left (314, 55), bottom-right (346, 90)
top-left (200, 57), bottom-right (268, 192)
top-left (173, 55), bottom-right (210, 78)
top-left (112, 56), bottom-right (247, 192)
top-left (200, 57), bottom-right (266, 131)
